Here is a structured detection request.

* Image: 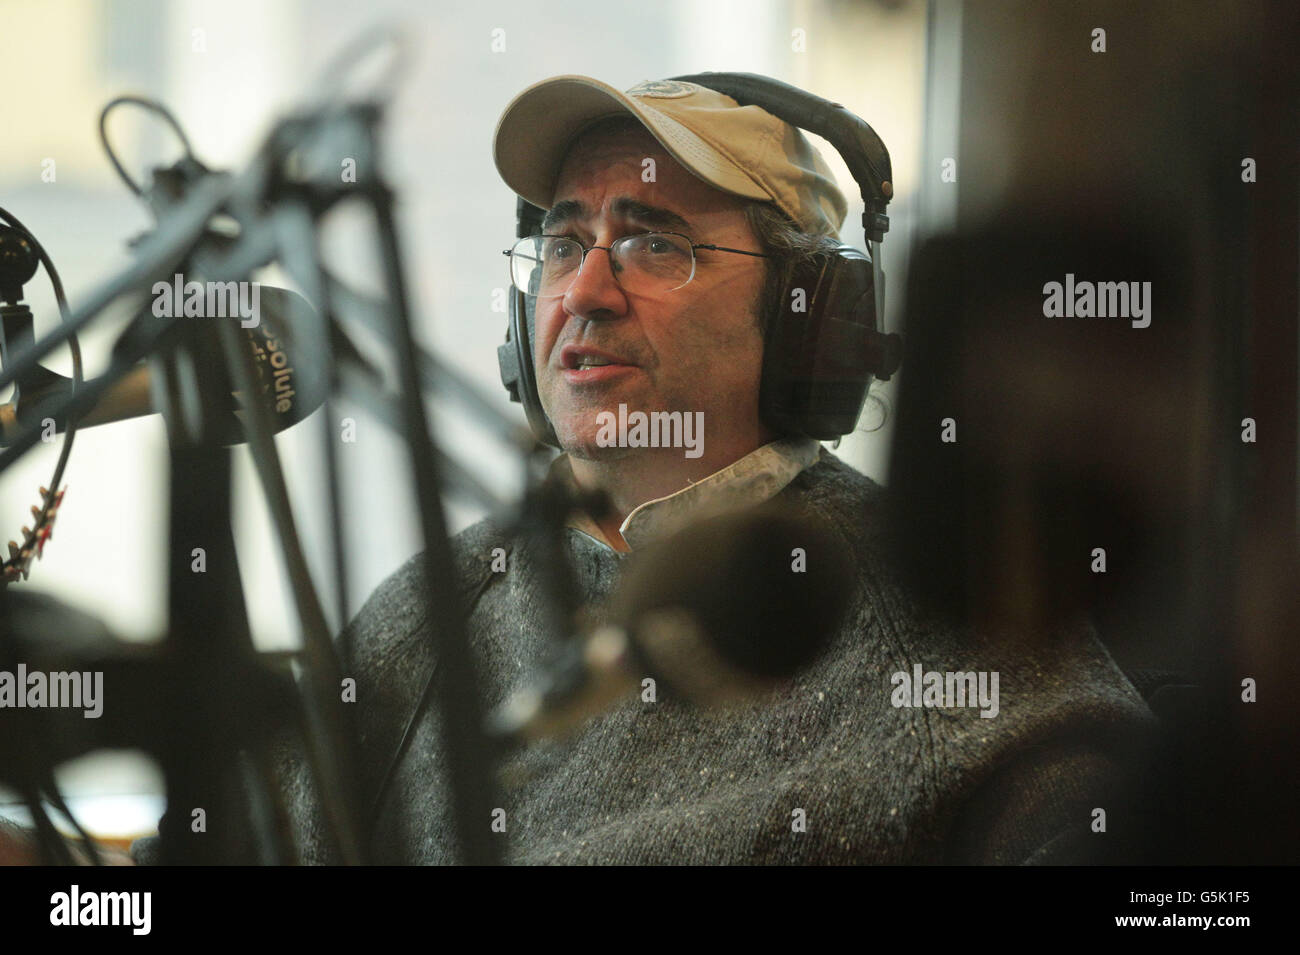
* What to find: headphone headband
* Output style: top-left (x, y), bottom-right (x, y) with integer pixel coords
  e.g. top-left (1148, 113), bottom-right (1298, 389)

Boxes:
top-left (665, 72), bottom-right (893, 244)
top-left (499, 73), bottom-right (902, 447)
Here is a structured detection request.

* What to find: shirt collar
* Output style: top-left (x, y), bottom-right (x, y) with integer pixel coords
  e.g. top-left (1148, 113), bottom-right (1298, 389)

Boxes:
top-left (555, 437), bottom-right (822, 552)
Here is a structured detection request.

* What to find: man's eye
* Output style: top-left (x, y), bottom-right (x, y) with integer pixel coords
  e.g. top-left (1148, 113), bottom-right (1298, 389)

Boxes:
top-left (626, 234), bottom-right (684, 256)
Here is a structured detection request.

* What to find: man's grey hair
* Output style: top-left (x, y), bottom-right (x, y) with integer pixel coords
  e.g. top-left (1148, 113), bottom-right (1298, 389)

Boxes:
top-left (742, 200), bottom-right (844, 339)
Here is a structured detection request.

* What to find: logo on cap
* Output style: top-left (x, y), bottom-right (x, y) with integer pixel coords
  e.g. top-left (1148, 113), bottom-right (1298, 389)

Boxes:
top-left (626, 79), bottom-right (695, 99)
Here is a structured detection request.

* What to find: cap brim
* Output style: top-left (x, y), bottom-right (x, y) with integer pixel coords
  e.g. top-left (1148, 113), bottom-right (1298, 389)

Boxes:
top-left (492, 75), bottom-right (770, 213)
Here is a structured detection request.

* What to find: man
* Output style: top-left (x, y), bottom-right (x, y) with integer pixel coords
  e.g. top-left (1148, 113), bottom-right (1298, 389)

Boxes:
top-left (0, 74), bottom-right (1154, 868)
top-left (253, 74), bottom-right (1156, 865)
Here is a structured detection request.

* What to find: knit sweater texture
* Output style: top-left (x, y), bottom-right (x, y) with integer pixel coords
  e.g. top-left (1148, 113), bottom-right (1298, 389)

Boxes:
top-left (253, 449), bottom-right (1158, 865)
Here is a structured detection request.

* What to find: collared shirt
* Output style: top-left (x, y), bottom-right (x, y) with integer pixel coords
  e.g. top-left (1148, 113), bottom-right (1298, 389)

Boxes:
top-left (556, 436), bottom-right (824, 551)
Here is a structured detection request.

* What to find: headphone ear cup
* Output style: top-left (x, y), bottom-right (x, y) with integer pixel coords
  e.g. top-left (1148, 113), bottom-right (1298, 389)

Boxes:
top-left (526, 294), bottom-right (563, 447)
top-left (499, 286), bottom-right (560, 447)
top-left (759, 248), bottom-right (880, 439)
top-left (498, 199), bottom-right (559, 447)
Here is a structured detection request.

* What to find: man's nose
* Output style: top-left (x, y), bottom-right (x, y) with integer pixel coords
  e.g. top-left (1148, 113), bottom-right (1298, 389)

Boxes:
top-left (562, 246), bottom-right (627, 321)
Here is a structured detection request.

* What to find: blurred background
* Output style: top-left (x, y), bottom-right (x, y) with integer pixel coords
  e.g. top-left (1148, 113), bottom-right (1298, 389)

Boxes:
top-left (0, 0), bottom-right (931, 842)
top-left (2, 0), bottom-right (1295, 864)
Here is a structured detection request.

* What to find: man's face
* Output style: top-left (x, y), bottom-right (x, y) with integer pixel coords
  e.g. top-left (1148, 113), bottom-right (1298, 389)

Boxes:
top-left (533, 123), bottom-right (769, 460)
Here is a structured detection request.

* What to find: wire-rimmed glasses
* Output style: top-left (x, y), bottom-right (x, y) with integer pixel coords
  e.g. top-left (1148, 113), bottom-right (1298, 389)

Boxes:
top-left (504, 232), bottom-right (769, 298)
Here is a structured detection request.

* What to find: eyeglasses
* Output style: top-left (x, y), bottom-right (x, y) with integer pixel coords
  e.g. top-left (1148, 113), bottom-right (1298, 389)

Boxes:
top-left (503, 232), bottom-right (770, 298)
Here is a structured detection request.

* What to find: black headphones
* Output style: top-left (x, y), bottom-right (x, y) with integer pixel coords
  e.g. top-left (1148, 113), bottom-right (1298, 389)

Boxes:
top-left (497, 71), bottom-right (903, 446)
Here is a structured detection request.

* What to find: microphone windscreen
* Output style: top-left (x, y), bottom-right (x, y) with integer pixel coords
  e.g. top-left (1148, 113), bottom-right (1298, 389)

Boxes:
top-left (608, 503), bottom-right (853, 688)
top-left (227, 286), bottom-right (328, 442)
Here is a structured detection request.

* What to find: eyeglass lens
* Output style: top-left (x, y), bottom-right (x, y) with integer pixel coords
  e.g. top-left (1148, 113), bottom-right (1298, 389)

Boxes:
top-left (510, 233), bottom-right (696, 296)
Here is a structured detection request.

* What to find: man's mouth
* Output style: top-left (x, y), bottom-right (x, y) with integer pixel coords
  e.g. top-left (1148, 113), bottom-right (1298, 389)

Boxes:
top-left (558, 347), bottom-right (639, 386)
top-left (560, 344), bottom-right (634, 369)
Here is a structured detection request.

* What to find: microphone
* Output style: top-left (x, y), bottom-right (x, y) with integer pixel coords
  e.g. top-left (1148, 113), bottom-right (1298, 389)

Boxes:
top-left (486, 503), bottom-right (854, 745)
top-left (0, 286), bottom-right (327, 446)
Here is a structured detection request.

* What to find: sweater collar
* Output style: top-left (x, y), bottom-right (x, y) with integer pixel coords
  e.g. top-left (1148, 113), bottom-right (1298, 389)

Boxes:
top-left (555, 437), bottom-right (822, 552)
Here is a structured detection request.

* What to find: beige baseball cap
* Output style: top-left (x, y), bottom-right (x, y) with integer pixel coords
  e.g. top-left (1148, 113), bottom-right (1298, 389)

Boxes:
top-left (493, 75), bottom-right (848, 237)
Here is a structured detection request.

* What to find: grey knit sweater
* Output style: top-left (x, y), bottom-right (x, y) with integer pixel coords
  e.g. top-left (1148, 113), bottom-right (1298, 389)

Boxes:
top-left (260, 449), bottom-right (1157, 865)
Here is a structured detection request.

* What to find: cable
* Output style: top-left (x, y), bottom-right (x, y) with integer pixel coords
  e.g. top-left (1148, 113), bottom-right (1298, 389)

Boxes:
top-left (0, 210), bottom-right (100, 863)
top-left (0, 208), bottom-right (83, 583)
top-left (97, 96), bottom-right (197, 198)
top-left (43, 775), bottom-right (103, 866)
top-left (21, 785), bottom-right (75, 866)
top-left (307, 25), bottom-right (411, 109)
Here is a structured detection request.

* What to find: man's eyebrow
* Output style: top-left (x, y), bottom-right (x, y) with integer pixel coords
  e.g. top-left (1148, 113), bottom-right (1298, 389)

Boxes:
top-left (611, 197), bottom-right (692, 232)
top-left (540, 197), bottom-right (693, 234)
top-left (541, 199), bottom-right (584, 234)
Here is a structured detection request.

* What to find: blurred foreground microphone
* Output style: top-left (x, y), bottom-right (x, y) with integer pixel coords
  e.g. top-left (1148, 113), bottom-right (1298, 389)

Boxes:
top-left (0, 286), bottom-right (327, 446)
top-left (487, 504), bottom-right (854, 745)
